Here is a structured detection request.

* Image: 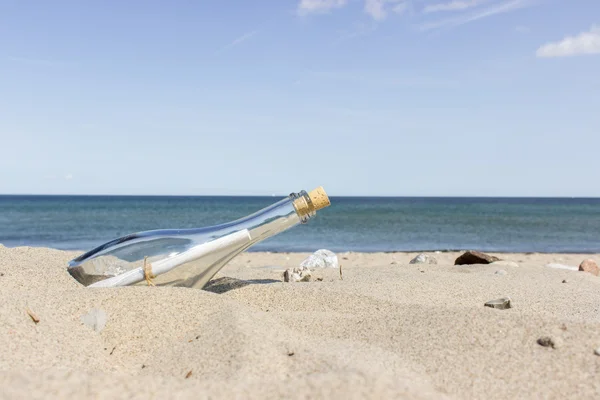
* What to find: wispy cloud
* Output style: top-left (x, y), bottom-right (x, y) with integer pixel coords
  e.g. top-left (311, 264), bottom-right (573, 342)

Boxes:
top-left (218, 30), bottom-right (258, 53)
top-left (297, 0), bottom-right (408, 20)
top-left (423, 0), bottom-right (488, 13)
top-left (536, 25), bottom-right (600, 58)
top-left (297, 0), bottom-right (347, 15)
top-left (365, 0), bottom-right (387, 20)
top-left (515, 25), bottom-right (530, 33)
top-left (419, 0), bottom-right (534, 31)
top-left (393, 2), bottom-right (410, 15)
top-left (364, 0), bottom-right (409, 20)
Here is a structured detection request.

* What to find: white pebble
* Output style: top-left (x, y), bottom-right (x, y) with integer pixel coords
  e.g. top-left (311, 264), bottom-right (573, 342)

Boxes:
top-left (300, 249), bottom-right (338, 269)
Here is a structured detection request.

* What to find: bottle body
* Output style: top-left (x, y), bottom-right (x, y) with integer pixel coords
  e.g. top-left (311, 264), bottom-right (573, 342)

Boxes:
top-left (67, 188), bottom-right (330, 289)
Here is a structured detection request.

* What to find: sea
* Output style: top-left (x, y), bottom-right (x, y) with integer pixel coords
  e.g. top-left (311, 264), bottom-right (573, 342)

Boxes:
top-left (1, 195), bottom-right (599, 253)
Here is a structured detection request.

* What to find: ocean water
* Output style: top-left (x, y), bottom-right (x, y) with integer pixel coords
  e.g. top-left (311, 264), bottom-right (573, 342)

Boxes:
top-left (0, 195), bottom-right (599, 253)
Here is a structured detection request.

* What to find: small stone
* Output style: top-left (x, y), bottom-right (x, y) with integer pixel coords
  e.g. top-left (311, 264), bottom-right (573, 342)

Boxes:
top-left (594, 348), bottom-right (600, 356)
top-left (491, 261), bottom-right (519, 268)
top-left (484, 297), bottom-right (511, 310)
top-left (81, 308), bottom-right (107, 333)
top-left (578, 259), bottom-right (599, 276)
top-left (455, 251), bottom-right (500, 265)
top-left (283, 266), bottom-right (312, 282)
top-left (300, 249), bottom-right (338, 269)
top-left (391, 261), bottom-right (398, 265)
top-left (562, 279), bottom-right (568, 283)
top-left (495, 270), bottom-right (507, 276)
top-left (537, 336), bottom-right (562, 349)
top-left (409, 254), bottom-right (437, 265)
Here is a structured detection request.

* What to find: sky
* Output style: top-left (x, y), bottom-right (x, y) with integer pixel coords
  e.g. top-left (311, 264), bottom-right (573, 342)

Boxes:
top-left (0, 0), bottom-right (599, 197)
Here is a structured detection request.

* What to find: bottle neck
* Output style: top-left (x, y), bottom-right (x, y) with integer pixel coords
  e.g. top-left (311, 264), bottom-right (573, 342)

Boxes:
top-left (239, 191), bottom-right (315, 247)
top-left (291, 190), bottom-right (317, 223)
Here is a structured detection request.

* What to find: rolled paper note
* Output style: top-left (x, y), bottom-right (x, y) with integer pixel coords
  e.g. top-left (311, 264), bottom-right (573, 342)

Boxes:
top-left (88, 229), bottom-right (252, 288)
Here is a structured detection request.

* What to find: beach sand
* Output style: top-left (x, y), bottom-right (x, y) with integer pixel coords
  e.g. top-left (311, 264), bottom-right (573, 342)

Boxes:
top-left (1, 244), bottom-right (599, 399)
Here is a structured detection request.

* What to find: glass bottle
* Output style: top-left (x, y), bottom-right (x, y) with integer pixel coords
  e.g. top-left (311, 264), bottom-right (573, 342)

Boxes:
top-left (67, 187), bottom-right (330, 289)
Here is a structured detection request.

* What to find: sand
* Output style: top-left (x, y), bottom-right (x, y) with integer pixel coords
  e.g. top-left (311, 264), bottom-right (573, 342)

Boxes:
top-left (1, 244), bottom-right (599, 399)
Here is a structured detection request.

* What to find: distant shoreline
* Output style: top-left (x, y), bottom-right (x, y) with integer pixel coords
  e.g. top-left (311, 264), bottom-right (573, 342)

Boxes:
top-left (2, 243), bottom-right (599, 256)
top-left (3, 196), bottom-right (599, 254)
top-left (2, 194), bottom-right (600, 199)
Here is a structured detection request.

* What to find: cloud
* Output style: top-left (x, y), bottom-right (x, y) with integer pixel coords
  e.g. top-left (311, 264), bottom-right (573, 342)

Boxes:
top-left (365, 0), bottom-right (386, 19)
top-left (298, 0), bottom-right (407, 20)
top-left (364, 0), bottom-right (409, 20)
top-left (419, 0), bottom-right (533, 31)
top-left (423, 0), bottom-right (487, 13)
top-left (536, 25), bottom-right (600, 58)
top-left (65, 174), bottom-right (73, 180)
top-left (515, 25), bottom-right (530, 33)
top-left (297, 0), bottom-right (347, 14)
top-left (218, 30), bottom-right (258, 52)
top-left (393, 2), bottom-right (410, 15)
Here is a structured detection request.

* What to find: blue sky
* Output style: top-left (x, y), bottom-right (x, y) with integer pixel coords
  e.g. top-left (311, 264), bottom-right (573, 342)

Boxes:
top-left (0, 0), bottom-right (599, 197)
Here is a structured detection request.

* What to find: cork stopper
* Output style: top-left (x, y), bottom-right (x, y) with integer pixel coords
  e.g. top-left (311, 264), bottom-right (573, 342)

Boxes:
top-left (292, 186), bottom-right (331, 219)
top-left (308, 186), bottom-right (330, 211)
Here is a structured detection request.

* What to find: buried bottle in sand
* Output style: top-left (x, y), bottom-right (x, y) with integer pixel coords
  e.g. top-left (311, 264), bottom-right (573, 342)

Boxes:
top-left (67, 187), bottom-right (331, 289)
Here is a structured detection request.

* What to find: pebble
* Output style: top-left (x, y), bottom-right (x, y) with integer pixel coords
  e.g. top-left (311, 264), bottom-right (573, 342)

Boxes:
top-left (578, 259), bottom-right (599, 276)
top-left (495, 270), bottom-right (507, 276)
top-left (562, 279), bottom-right (568, 283)
top-left (594, 348), bottom-right (600, 356)
top-left (537, 336), bottom-right (562, 349)
top-left (300, 249), bottom-right (338, 269)
top-left (80, 308), bottom-right (107, 333)
top-left (484, 297), bottom-right (511, 310)
top-left (455, 251), bottom-right (500, 265)
top-left (409, 254), bottom-right (437, 265)
top-left (283, 266), bottom-right (312, 282)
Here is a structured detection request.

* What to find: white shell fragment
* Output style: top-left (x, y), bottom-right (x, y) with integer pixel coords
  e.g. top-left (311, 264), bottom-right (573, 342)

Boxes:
top-left (283, 266), bottom-right (312, 282)
top-left (300, 249), bottom-right (339, 269)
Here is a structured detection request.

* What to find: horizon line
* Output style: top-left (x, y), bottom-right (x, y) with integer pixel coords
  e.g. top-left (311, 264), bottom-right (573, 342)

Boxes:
top-left (1, 193), bottom-right (599, 199)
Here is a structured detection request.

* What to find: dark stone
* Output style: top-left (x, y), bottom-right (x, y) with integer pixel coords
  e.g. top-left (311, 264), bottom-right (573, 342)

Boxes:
top-left (537, 336), bottom-right (560, 349)
top-left (484, 297), bottom-right (511, 310)
top-left (455, 251), bottom-right (500, 265)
